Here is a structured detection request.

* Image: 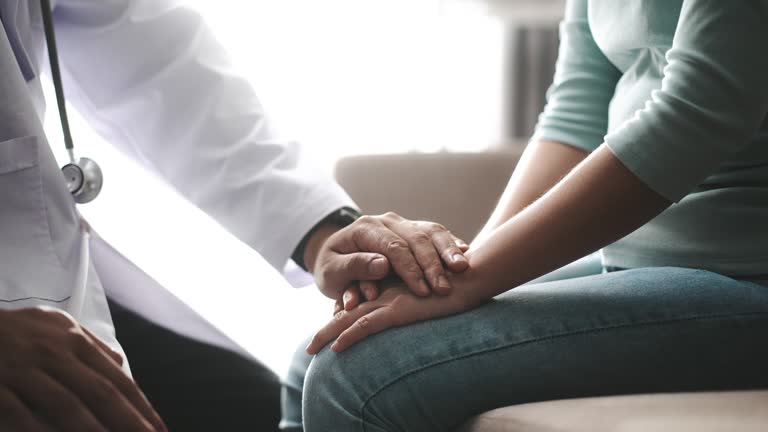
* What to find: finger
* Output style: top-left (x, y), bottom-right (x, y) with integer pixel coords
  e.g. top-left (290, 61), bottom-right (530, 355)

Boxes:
top-left (331, 307), bottom-right (396, 353)
top-left (0, 388), bottom-right (55, 432)
top-left (306, 305), bottom-right (373, 355)
top-left (348, 227), bottom-right (429, 296)
top-left (9, 370), bottom-right (106, 432)
top-left (82, 327), bottom-right (123, 366)
top-left (433, 231), bottom-right (469, 274)
top-left (360, 280), bottom-right (379, 301)
top-left (330, 252), bottom-right (390, 288)
top-left (385, 222), bottom-right (450, 295)
top-left (343, 286), bottom-right (362, 311)
top-left (333, 299), bottom-right (343, 315)
top-left (452, 234), bottom-right (470, 252)
top-left (46, 358), bottom-right (156, 432)
top-left (70, 335), bottom-right (166, 432)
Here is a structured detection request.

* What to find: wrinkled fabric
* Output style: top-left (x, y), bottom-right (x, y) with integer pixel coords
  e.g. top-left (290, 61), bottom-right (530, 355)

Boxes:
top-left (533, 0), bottom-right (768, 276)
top-left (1, 0), bottom-right (354, 361)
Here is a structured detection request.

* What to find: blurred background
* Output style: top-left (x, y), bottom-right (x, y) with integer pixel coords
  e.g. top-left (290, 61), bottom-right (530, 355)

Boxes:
top-left (44, 0), bottom-right (564, 374)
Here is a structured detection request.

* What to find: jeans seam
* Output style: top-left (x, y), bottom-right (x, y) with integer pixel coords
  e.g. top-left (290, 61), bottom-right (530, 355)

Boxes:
top-left (359, 310), bottom-right (768, 431)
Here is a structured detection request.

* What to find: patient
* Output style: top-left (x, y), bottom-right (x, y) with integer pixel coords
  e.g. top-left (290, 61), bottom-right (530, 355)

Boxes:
top-left (283, 1), bottom-right (768, 430)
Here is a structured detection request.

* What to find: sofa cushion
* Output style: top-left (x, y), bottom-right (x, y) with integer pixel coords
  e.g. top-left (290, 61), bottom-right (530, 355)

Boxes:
top-left (457, 391), bottom-right (768, 432)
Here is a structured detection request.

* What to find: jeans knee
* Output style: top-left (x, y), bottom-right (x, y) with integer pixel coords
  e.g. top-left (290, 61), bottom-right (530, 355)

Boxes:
top-left (303, 347), bottom-right (371, 431)
top-left (280, 341), bottom-right (313, 431)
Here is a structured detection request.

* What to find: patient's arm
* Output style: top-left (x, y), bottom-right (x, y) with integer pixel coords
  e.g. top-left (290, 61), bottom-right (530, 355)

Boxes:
top-left (455, 145), bottom-right (669, 302)
top-left (307, 145), bottom-right (671, 353)
top-left (474, 139), bottom-right (588, 246)
top-left (323, 140), bottom-right (585, 312)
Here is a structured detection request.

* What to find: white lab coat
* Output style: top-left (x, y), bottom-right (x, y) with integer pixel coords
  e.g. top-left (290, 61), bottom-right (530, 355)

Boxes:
top-left (0, 0), bottom-right (354, 365)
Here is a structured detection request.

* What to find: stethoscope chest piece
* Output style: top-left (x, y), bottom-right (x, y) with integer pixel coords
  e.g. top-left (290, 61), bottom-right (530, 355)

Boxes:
top-left (62, 157), bottom-right (103, 204)
top-left (41, 0), bottom-right (103, 204)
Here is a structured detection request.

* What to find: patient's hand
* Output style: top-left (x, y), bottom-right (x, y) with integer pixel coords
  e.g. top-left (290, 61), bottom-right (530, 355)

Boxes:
top-left (309, 212), bottom-right (470, 309)
top-left (306, 278), bottom-right (479, 354)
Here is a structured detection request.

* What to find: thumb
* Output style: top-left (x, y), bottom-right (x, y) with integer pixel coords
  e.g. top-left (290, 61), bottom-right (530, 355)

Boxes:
top-left (337, 253), bottom-right (390, 283)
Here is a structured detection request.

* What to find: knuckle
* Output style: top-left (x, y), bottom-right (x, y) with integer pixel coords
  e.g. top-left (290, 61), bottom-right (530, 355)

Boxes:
top-left (349, 226), bottom-right (369, 245)
top-left (410, 233), bottom-right (431, 245)
top-left (429, 222), bottom-right (448, 233)
top-left (383, 211), bottom-right (400, 220)
top-left (24, 306), bottom-right (50, 319)
top-left (356, 215), bottom-right (375, 225)
top-left (442, 245), bottom-right (461, 256)
top-left (405, 262), bottom-right (424, 277)
top-left (398, 219), bottom-right (417, 229)
top-left (66, 329), bottom-right (91, 349)
top-left (425, 258), bottom-right (444, 273)
top-left (25, 306), bottom-right (61, 325)
top-left (385, 239), bottom-right (409, 254)
top-left (356, 316), bottom-right (372, 330)
top-left (34, 306), bottom-right (73, 323)
top-left (64, 332), bottom-right (98, 359)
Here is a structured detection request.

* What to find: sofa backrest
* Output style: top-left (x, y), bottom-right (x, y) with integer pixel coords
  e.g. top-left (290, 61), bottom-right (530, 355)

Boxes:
top-left (334, 150), bottom-right (522, 241)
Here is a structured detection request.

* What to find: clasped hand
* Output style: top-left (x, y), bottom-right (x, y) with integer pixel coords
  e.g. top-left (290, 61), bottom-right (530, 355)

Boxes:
top-left (312, 212), bottom-right (470, 312)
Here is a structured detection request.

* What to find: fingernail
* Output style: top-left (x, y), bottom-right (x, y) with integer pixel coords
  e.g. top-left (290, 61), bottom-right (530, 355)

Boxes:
top-left (438, 275), bottom-right (451, 291)
top-left (369, 257), bottom-right (387, 275)
top-left (452, 253), bottom-right (467, 263)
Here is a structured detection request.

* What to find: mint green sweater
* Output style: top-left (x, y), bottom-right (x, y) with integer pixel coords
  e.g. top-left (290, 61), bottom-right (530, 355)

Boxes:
top-left (533, 0), bottom-right (768, 276)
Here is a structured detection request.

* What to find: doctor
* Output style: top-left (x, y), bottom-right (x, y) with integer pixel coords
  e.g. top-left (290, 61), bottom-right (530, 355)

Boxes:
top-left (0, 0), bottom-right (469, 430)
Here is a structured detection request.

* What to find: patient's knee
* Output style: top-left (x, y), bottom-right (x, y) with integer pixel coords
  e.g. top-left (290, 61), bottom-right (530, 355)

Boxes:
top-left (280, 341), bottom-right (313, 431)
top-left (302, 347), bottom-right (373, 431)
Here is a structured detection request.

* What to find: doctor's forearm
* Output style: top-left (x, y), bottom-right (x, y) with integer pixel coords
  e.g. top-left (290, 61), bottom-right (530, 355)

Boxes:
top-left (453, 145), bottom-right (670, 305)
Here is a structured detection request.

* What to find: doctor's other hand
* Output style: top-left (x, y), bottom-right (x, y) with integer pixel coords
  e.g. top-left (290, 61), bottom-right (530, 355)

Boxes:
top-left (306, 278), bottom-right (476, 355)
top-left (0, 307), bottom-right (167, 432)
top-left (306, 212), bottom-right (470, 305)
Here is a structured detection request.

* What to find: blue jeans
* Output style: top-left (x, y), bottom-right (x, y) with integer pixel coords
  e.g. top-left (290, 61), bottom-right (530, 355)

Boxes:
top-left (281, 260), bottom-right (768, 432)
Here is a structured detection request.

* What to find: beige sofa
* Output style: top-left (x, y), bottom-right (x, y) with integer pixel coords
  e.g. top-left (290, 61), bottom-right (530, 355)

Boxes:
top-left (334, 150), bottom-right (768, 432)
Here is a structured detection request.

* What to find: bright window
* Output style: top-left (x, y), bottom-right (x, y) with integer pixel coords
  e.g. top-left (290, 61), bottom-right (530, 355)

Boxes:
top-left (186, 0), bottom-right (504, 168)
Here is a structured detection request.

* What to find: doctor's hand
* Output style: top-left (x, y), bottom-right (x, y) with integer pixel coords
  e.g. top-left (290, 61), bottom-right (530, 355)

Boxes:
top-left (0, 307), bottom-right (167, 432)
top-left (305, 212), bottom-right (470, 308)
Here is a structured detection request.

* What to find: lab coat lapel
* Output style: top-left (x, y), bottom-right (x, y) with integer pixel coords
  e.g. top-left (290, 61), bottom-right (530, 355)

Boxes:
top-left (0, 11), bottom-right (81, 307)
top-left (0, 0), bottom-right (39, 81)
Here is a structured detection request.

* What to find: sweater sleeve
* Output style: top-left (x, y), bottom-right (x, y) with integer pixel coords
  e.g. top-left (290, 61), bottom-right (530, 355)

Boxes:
top-left (604, 0), bottom-right (768, 202)
top-left (532, 0), bottom-right (622, 153)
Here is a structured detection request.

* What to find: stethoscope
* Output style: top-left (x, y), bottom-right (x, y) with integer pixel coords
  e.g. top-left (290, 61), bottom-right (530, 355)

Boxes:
top-left (40, 0), bottom-right (103, 204)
